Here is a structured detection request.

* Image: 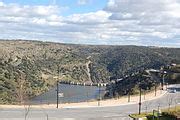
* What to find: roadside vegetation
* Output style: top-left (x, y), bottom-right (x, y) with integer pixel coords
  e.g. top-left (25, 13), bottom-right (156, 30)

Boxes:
top-left (130, 106), bottom-right (180, 120)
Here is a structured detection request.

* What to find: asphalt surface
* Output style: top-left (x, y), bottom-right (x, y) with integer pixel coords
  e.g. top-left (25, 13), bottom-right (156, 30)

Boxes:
top-left (0, 84), bottom-right (180, 120)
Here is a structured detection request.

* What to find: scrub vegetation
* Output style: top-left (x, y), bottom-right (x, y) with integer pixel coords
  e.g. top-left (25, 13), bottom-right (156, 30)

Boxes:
top-left (0, 40), bottom-right (180, 104)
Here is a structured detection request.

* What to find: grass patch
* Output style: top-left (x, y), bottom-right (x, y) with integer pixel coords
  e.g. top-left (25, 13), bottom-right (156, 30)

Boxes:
top-left (130, 113), bottom-right (151, 118)
top-left (130, 106), bottom-right (180, 119)
top-left (162, 106), bottom-right (180, 116)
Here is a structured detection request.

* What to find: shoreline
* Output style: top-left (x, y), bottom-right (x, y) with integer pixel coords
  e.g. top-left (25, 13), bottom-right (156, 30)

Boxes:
top-left (0, 89), bottom-right (167, 109)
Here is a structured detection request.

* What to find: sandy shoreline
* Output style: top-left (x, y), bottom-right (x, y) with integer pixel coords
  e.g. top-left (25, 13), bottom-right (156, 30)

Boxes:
top-left (0, 89), bottom-right (167, 109)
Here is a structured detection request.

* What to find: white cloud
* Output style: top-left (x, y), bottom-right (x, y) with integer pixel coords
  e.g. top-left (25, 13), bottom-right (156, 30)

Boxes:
top-left (0, 3), bottom-right (59, 18)
top-left (77, 0), bottom-right (90, 5)
top-left (0, 1), bottom-right (179, 47)
top-left (103, 0), bottom-right (180, 46)
top-left (66, 11), bottom-right (111, 24)
top-left (0, 2), bottom-right (111, 43)
top-left (0, 2), bottom-right (4, 6)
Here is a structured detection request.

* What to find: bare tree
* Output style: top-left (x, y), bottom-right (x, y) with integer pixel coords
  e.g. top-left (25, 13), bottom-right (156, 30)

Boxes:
top-left (15, 70), bottom-right (28, 104)
top-left (14, 70), bottom-right (31, 120)
top-left (24, 103), bottom-right (31, 120)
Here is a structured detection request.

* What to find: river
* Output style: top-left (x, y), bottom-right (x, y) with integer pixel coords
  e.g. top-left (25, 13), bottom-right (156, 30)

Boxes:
top-left (31, 84), bottom-right (106, 104)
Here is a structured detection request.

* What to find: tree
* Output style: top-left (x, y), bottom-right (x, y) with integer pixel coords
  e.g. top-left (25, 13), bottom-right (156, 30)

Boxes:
top-left (15, 71), bottom-right (28, 104)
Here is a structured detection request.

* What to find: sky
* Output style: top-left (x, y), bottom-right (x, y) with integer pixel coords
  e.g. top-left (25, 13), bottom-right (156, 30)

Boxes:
top-left (0, 0), bottom-right (180, 47)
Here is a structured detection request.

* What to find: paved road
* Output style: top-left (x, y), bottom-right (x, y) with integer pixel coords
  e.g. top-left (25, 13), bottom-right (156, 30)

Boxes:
top-left (0, 85), bottom-right (179, 120)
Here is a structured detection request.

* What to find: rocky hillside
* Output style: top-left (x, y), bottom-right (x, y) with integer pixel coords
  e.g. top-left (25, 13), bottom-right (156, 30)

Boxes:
top-left (0, 40), bottom-right (180, 104)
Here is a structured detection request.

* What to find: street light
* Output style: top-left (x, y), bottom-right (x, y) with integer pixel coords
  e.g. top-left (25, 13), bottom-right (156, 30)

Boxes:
top-left (56, 81), bottom-right (59, 108)
top-left (153, 82), bottom-right (157, 96)
top-left (138, 73), bottom-right (143, 115)
top-left (128, 90), bottom-right (131, 102)
top-left (138, 84), bottom-right (142, 115)
top-left (162, 71), bottom-right (167, 90)
top-left (98, 83), bottom-right (101, 106)
top-left (138, 70), bottom-right (146, 115)
top-left (56, 65), bottom-right (60, 109)
top-left (160, 66), bottom-right (167, 90)
top-left (128, 77), bottom-right (133, 102)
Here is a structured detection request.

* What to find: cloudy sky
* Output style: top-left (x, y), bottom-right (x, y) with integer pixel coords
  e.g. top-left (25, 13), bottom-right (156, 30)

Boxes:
top-left (0, 0), bottom-right (180, 47)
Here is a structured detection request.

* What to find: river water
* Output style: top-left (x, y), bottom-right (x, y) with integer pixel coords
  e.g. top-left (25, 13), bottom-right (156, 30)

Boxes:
top-left (31, 84), bottom-right (106, 104)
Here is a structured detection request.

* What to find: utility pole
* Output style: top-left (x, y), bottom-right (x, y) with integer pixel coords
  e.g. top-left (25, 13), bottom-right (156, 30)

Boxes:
top-left (162, 72), bottom-right (165, 90)
top-left (138, 72), bottom-right (142, 115)
top-left (139, 85), bottom-right (142, 115)
top-left (56, 64), bottom-right (60, 108)
top-left (128, 79), bottom-right (132, 102)
top-left (128, 91), bottom-right (130, 102)
top-left (56, 81), bottom-right (59, 108)
top-left (166, 83), bottom-right (168, 90)
top-left (155, 84), bottom-right (157, 96)
top-left (144, 90), bottom-right (146, 100)
top-left (161, 67), bottom-right (166, 90)
top-left (98, 84), bottom-right (101, 106)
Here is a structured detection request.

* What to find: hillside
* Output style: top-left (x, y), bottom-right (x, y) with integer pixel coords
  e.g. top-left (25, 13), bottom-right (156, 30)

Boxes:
top-left (0, 40), bottom-right (180, 104)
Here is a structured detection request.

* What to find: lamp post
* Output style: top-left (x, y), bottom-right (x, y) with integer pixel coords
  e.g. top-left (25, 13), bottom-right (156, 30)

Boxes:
top-left (98, 83), bottom-right (101, 106)
top-left (128, 91), bottom-right (130, 102)
top-left (139, 84), bottom-right (142, 115)
top-left (155, 84), bottom-right (157, 96)
top-left (56, 64), bottom-right (61, 108)
top-left (160, 66), bottom-right (167, 90)
top-left (128, 75), bottom-right (132, 102)
top-left (56, 81), bottom-right (59, 108)
top-left (138, 72), bottom-right (143, 115)
top-left (152, 82), bottom-right (157, 96)
top-left (143, 90), bottom-right (146, 100)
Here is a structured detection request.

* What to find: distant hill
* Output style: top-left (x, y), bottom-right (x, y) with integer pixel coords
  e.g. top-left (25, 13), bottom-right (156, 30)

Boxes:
top-left (0, 40), bottom-right (180, 104)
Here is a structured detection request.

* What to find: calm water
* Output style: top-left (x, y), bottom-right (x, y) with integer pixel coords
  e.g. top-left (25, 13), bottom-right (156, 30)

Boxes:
top-left (31, 84), bottom-right (106, 104)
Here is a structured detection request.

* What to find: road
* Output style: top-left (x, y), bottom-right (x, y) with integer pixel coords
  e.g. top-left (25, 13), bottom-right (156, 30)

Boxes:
top-left (0, 84), bottom-right (179, 120)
